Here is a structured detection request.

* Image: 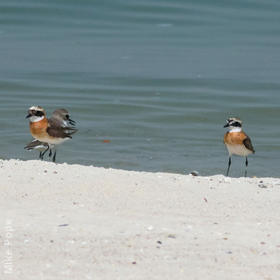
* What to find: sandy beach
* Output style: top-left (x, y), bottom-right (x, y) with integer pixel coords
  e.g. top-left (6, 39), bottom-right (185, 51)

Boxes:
top-left (0, 159), bottom-right (279, 280)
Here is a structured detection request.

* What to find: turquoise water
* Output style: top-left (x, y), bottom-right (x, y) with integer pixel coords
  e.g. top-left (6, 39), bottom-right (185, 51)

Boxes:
top-left (0, 0), bottom-right (280, 176)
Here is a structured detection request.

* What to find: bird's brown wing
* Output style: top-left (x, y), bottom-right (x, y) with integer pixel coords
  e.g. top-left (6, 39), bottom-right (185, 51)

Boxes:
top-left (47, 118), bottom-right (77, 138)
top-left (47, 126), bottom-right (72, 139)
top-left (243, 137), bottom-right (255, 153)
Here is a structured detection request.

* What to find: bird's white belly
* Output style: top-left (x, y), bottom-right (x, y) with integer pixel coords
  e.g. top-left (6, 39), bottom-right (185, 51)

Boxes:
top-left (226, 144), bottom-right (252, 156)
top-left (35, 136), bottom-right (68, 145)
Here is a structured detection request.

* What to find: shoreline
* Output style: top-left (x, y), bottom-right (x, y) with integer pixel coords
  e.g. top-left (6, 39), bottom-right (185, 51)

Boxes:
top-left (1, 159), bottom-right (279, 279)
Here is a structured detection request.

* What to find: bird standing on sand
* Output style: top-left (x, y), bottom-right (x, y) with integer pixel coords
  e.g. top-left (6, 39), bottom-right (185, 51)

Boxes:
top-left (25, 106), bottom-right (77, 162)
top-left (223, 117), bottom-right (255, 177)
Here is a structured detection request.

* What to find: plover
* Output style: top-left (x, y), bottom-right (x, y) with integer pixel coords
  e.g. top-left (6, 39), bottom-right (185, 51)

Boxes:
top-left (224, 117), bottom-right (255, 177)
top-left (25, 106), bottom-right (77, 162)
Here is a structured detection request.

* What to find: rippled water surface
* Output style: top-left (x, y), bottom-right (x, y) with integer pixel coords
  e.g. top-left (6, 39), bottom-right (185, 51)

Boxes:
top-left (1, 0), bottom-right (280, 176)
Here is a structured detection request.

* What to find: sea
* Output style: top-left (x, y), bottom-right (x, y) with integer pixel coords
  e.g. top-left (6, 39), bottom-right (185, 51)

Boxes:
top-left (1, 0), bottom-right (280, 177)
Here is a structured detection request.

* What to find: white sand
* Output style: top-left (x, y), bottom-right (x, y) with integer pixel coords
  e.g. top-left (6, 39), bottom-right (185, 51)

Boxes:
top-left (0, 159), bottom-right (279, 280)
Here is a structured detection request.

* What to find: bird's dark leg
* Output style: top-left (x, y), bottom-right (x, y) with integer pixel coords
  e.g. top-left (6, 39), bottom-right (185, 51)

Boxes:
top-left (52, 150), bottom-right (57, 163)
top-left (49, 148), bottom-right (52, 157)
top-left (245, 157), bottom-right (248, 177)
top-left (40, 145), bottom-right (49, 160)
top-left (226, 156), bottom-right (231, 176)
top-left (39, 152), bottom-right (43, 160)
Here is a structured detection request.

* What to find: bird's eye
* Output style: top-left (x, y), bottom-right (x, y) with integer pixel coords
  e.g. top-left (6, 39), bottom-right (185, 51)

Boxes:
top-left (65, 114), bottom-right (70, 120)
top-left (35, 111), bottom-right (43, 117)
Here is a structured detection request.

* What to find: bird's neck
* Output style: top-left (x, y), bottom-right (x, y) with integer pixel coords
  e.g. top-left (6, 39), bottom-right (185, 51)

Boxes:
top-left (29, 115), bottom-right (45, 123)
top-left (29, 117), bottom-right (48, 130)
top-left (228, 127), bottom-right (242, 133)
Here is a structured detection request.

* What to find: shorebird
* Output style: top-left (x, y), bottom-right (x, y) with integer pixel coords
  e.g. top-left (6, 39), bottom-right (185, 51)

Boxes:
top-left (25, 108), bottom-right (77, 160)
top-left (223, 117), bottom-right (255, 177)
top-left (25, 106), bottom-right (77, 162)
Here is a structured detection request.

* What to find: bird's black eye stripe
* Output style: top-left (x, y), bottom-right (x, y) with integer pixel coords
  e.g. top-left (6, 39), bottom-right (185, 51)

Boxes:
top-left (232, 121), bottom-right (241, 127)
top-left (35, 111), bottom-right (44, 117)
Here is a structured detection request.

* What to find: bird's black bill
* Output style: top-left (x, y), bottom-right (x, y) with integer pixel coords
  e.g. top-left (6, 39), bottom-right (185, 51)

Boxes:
top-left (224, 123), bottom-right (229, 128)
top-left (26, 114), bottom-right (31, 119)
top-left (68, 118), bottom-right (76, 125)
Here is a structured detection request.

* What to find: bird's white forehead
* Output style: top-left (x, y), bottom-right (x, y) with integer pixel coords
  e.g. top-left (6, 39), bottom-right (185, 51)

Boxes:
top-left (228, 117), bottom-right (241, 122)
top-left (29, 105), bottom-right (44, 111)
